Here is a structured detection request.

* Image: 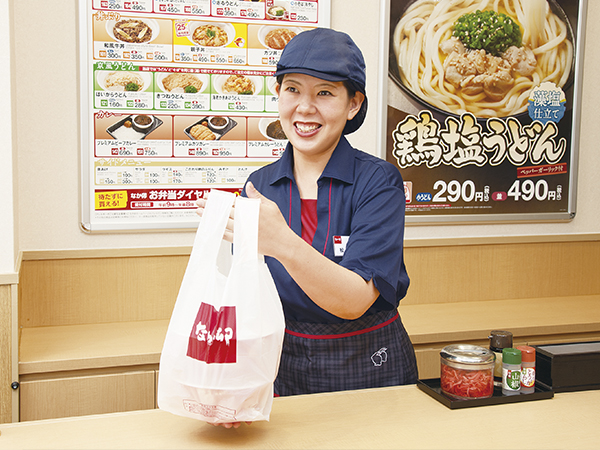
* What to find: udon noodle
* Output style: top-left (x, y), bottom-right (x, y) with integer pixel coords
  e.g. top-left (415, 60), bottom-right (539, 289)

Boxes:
top-left (393, 0), bottom-right (573, 117)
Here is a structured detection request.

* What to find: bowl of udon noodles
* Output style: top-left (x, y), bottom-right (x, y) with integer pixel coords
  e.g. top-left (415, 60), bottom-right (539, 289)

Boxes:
top-left (389, 0), bottom-right (575, 120)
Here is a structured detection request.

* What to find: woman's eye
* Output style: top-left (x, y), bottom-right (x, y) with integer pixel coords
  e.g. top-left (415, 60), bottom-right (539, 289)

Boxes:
top-left (318, 90), bottom-right (332, 96)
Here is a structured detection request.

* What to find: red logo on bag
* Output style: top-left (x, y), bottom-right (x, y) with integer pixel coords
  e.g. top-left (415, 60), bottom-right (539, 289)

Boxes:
top-left (187, 303), bottom-right (237, 364)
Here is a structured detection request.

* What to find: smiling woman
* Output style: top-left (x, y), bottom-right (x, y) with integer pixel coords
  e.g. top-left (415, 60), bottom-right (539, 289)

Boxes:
top-left (196, 29), bottom-right (417, 416)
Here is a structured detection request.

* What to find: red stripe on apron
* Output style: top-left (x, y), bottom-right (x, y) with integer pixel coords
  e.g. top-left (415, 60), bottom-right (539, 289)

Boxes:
top-left (285, 312), bottom-right (399, 340)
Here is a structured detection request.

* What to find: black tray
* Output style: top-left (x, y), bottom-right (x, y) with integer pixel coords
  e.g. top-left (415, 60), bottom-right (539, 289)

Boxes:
top-left (185, 116), bottom-right (238, 141)
top-left (417, 378), bottom-right (554, 409)
top-left (107, 115), bottom-right (163, 140)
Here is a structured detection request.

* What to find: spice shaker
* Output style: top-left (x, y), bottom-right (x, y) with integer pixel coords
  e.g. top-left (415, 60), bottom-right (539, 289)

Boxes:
top-left (502, 348), bottom-right (522, 396)
top-left (489, 330), bottom-right (513, 387)
top-left (517, 345), bottom-right (536, 394)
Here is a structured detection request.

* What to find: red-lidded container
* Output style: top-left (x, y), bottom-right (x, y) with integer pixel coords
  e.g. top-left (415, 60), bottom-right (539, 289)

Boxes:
top-left (440, 344), bottom-right (495, 400)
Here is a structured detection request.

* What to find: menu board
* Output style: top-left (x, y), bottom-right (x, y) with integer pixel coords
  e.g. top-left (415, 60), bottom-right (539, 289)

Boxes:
top-left (80, 0), bottom-right (330, 232)
top-left (386, 0), bottom-right (586, 224)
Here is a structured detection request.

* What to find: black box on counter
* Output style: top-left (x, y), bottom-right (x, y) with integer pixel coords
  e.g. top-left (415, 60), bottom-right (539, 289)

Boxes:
top-left (535, 341), bottom-right (600, 392)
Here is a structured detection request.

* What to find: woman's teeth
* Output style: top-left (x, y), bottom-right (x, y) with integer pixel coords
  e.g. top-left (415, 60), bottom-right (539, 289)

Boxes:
top-left (295, 123), bottom-right (320, 133)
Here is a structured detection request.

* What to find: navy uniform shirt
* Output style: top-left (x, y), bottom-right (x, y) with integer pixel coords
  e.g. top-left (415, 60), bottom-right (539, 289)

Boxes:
top-left (243, 136), bottom-right (409, 324)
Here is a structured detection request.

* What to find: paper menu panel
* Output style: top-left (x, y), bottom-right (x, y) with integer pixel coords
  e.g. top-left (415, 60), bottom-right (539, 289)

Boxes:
top-left (82, 0), bottom-right (330, 231)
top-left (92, 0), bottom-right (319, 22)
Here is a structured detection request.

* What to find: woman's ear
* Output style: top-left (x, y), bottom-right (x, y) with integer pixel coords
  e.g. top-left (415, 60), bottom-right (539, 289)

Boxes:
top-left (347, 91), bottom-right (365, 121)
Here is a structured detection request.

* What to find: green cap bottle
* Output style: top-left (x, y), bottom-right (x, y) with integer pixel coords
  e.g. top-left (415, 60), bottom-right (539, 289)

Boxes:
top-left (502, 348), bottom-right (522, 395)
top-left (502, 347), bottom-right (522, 364)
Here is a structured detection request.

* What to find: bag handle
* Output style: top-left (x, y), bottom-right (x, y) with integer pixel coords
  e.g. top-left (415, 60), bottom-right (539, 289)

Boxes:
top-left (188, 189), bottom-right (235, 269)
top-left (233, 196), bottom-right (261, 264)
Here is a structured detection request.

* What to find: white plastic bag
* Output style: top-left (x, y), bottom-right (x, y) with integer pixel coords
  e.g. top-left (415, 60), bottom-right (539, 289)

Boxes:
top-left (158, 189), bottom-right (285, 423)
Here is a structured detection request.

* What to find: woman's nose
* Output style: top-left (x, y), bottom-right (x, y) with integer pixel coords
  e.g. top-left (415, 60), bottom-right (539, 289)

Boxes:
top-left (296, 94), bottom-right (316, 114)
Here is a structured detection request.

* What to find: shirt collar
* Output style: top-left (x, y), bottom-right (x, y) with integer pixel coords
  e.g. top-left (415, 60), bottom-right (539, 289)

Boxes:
top-left (268, 136), bottom-right (355, 186)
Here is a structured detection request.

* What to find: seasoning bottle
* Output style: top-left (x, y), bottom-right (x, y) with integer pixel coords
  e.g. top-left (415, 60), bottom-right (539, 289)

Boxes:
top-left (502, 348), bottom-right (522, 396)
top-left (489, 330), bottom-right (513, 387)
top-left (517, 345), bottom-right (536, 394)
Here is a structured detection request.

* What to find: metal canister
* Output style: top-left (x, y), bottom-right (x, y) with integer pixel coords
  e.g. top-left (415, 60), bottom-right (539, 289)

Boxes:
top-left (440, 344), bottom-right (496, 400)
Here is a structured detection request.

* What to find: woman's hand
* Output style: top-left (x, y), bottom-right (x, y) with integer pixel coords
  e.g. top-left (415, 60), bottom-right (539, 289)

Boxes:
top-left (195, 195), bottom-right (235, 243)
top-left (196, 184), bottom-right (293, 258)
top-left (245, 181), bottom-right (295, 259)
top-left (209, 421), bottom-right (252, 429)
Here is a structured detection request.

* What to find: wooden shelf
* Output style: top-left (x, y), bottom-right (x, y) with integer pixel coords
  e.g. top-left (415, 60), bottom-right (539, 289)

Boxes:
top-left (19, 319), bottom-right (169, 375)
top-left (400, 294), bottom-right (600, 345)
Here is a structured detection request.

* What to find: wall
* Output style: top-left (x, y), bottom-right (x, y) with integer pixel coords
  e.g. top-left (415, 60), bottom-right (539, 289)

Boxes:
top-left (1, 0), bottom-right (15, 273)
top-left (8, 0), bottom-right (600, 256)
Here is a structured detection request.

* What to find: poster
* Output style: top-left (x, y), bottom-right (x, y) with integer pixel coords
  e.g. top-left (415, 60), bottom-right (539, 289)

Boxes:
top-left (386, 0), bottom-right (586, 224)
top-left (80, 0), bottom-right (330, 232)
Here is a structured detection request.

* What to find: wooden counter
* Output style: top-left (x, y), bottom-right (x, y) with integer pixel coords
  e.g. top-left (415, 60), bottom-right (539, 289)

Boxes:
top-left (1, 385), bottom-right (599, 449)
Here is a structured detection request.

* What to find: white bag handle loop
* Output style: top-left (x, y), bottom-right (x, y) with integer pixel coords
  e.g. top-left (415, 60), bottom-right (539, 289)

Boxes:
top-left (188, 189), bottom-right (235, 270)
top-left (233, 196), bottom-right (261, 264)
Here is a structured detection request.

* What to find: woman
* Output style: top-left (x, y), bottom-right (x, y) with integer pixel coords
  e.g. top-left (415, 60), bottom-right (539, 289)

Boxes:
top-left (198, 28), bottom-right (417, 425)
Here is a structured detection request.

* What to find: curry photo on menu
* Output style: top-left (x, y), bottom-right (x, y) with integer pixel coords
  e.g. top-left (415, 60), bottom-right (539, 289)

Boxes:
top-left (392, 0), bottom-right (573, 118)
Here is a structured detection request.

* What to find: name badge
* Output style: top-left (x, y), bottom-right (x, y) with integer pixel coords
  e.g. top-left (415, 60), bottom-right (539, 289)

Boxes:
top-left (333, 235), bottom-right (349, 257)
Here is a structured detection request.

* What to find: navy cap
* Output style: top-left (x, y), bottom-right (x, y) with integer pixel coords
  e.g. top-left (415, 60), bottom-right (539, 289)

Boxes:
top-left (274, 28), bottom-right (368, 135)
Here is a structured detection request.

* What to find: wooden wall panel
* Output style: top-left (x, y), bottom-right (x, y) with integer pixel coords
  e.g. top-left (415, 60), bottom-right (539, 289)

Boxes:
top-left (402, 241), bottom-right (600, 305)
top-left (19, 371), bottom-right (155, 422)
top-left (18, 240), bottom-right (600, 327)
top-left (19, 255), bottom-right (188, 327)
top-left (0, 284), bottom-right (13, 423)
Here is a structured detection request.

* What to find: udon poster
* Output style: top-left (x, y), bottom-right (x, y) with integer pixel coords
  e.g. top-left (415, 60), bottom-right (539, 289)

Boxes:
top-left (80, 0), bottom-right (330, 232)
top-left (386, 0), bottom-right (586, 224)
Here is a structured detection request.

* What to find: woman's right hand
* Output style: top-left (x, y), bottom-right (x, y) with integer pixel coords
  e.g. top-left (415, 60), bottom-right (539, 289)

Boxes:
top-left (209, 421), bottom-right (252, 429)
top-left (244, 181), bottom-right (296, 259)
top-left (195, 195), bottom-right (235, 243)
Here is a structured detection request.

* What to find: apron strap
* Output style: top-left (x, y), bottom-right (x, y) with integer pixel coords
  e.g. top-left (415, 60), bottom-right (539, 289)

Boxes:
top-left (284, 310), bottom-right (399, 340)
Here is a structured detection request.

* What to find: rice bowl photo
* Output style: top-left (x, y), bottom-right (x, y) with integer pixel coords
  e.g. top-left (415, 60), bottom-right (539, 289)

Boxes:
top-left (257, 25), bottom-right (302, 50)
top-left (186, 22), bottom-right (235, 48)
top-left (105, 18), bottom-right (161, 44)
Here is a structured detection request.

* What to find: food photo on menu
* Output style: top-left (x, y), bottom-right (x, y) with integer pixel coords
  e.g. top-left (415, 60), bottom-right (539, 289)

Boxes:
top-left (258, 24), bottom-right (300, 50)
top-left (97, 70), bottom-right (148, 92)
top-left (390, 0), bottom-right (574, 119)
top-left (188, 22), bottom-right (235, 48)
top-left (111, 18), bottom-right (156, 43)
top-left (173, 115), bottom-right (247, 157)
top-left (212, 73), bottom-right (264, 96)
top-left (184, 116), bottom-right (238, 141)
top-left (158, 72), bottom-right (207, 94)
top-left (94, 113), bottom-right (169, 142)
